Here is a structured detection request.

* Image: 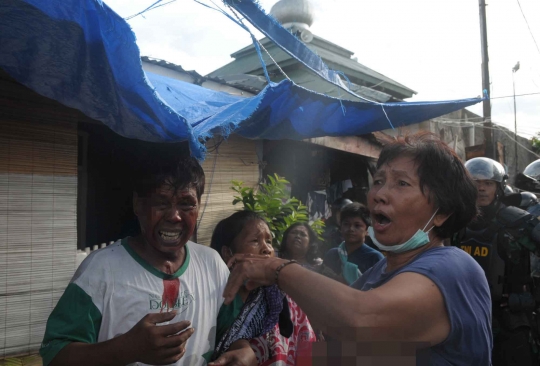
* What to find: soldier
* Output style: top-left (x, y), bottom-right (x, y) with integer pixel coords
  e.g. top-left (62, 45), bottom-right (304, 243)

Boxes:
top-left (515, 159), bottom-right (540, 197)
top-left (452, 157), bottom-right (540, 366)
top-left (504, 158), bottom-right (540, 219)
top-left (503, 190), bottom-right (540, 217)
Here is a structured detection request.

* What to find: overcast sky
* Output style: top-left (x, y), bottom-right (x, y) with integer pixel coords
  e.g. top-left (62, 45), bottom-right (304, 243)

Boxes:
top-left (105, 0), bottom-right (540, 139)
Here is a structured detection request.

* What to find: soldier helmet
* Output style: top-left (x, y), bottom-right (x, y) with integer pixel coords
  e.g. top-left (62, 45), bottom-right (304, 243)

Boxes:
top-left (524, 159), bottom-right (540, 180)
top-left (520, 191), bottom-right (539, 208)
top-left (465, 157), bottom-right (508, 184)
top-left (515, 159), bottom-right (540, 194)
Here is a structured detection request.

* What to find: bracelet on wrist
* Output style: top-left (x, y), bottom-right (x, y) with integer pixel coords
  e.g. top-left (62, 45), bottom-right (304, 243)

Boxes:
top-left (275, 260), bottom-right (297, 289)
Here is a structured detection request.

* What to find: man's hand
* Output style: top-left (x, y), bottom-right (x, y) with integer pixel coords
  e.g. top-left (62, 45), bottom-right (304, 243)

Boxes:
top-left (123, 311), bottom-right (195, 365)
top-left (209, 340), bottom-right (257, 366)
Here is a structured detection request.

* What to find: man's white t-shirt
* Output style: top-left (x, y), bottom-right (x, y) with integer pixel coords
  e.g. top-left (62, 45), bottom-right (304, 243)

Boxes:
top-left (40, 239), bottom-right (230, 366)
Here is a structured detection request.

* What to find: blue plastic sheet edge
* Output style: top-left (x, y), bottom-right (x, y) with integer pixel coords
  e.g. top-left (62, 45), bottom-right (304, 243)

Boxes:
top-left (0, 0), bottom-right (203, 156)
top-left (0, 0), bottom-right (483, 161)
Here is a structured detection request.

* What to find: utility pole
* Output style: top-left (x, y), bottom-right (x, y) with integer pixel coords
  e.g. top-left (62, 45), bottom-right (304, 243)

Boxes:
top-left (479, 0), bottom-right (495, 159)
top-left (512, 61), bottom-right (520, 176)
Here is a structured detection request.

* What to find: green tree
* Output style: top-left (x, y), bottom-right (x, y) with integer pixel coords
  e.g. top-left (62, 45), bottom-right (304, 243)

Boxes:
top-left (231, 174), bottom-right (324, 248)
top-left (532, 132), bottom-right (540, 154)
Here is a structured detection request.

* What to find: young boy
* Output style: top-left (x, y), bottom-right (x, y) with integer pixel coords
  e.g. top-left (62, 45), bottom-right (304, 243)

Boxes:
top-left (323, 202), bottom-right (384, 285)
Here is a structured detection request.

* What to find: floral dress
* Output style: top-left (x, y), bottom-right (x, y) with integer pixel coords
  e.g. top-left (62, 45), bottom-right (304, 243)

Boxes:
top-left (248, 295), bottom-right (316, 365)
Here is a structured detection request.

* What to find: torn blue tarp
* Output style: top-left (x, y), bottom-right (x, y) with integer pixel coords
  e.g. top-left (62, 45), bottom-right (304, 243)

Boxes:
top-left (149, 72), bottom-right (480, 142)
top-left (0, 0), bottom-right (483, 159)
top-left (223, 0), bottom-right (353, 96)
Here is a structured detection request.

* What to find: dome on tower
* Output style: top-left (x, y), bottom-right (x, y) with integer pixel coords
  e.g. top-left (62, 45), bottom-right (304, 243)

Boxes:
top-left (269, 0), bottom-right (315, 30)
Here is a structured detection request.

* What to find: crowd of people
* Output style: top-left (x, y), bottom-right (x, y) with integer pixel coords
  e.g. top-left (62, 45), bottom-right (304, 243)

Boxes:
top-left (39, 132), bottom-right (540, 366)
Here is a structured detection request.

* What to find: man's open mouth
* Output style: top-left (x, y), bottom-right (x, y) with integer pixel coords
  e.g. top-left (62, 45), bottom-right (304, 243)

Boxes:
top-left (158, 230), bottom-right (182, 241)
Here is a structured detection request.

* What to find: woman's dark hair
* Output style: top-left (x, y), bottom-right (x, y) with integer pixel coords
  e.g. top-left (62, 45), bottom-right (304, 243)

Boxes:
top-left (376, 132), bottom-right (478, 239)
top-left (133, 155), bottom-right (205, 201)
top-left (340, 202), bottom-right (371, 227)
top-left (210, 211), bottom-right (268, 255)
top-left (280, 222), bottom-right (320, 264)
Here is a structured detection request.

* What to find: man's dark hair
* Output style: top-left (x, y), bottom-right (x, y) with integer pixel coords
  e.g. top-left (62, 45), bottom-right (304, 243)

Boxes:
top-left (280, 222), bottom-right (320, 264)
top-left (133, 155), bottom-right (205, 201)
top-left (340, 202), bottom-right (371, 227)
top-left (210, 211), bottom-right (267, 255)
top-left (377, 132), bottom-right (478, 239)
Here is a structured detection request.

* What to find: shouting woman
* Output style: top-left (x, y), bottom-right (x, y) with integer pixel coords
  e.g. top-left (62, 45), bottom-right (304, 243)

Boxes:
top-left (221, 133), bottom-right (492, 365)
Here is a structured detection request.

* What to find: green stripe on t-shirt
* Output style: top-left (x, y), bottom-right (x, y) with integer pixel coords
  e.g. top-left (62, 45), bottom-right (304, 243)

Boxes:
top-left (40, 283), bottom-right (102, 366)
top-left (121, 237), bottom-right (190, 279)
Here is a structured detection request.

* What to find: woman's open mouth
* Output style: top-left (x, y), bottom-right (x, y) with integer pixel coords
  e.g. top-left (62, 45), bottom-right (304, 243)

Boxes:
top-left (373, 212), bottom-right (392, 231)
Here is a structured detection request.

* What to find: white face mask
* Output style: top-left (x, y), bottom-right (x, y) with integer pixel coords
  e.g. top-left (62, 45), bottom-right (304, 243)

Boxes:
top-left (368, 208), bottom-right (439, 254)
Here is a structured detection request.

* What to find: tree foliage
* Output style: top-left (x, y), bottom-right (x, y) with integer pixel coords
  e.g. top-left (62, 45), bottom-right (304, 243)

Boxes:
top-left (532, 132), bottom-right (540, 154)
top-left (231, 174), bottom-right (325, 248)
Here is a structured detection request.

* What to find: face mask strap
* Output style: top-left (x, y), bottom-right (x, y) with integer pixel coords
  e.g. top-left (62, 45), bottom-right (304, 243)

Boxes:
top-left (423, 208), bottom-right (439, 232)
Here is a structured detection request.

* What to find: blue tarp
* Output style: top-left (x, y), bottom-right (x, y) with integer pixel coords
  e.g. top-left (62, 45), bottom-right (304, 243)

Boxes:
top-left (0, 0), bottom-right (483, 159)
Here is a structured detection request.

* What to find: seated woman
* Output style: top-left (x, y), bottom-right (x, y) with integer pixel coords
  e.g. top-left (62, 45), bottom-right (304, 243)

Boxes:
top-left (222, 132), bottom-right (492, 365)
top-left (211, 211), bottom-right (316, 366)
top-left (280, 222), bottom-right (340, 281)
top-left (323, 202), bottom-right (384, 285)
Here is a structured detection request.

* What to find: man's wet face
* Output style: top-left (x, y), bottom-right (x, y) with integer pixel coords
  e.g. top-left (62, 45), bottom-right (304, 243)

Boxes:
top-left (135, 183), bottom-right (199, 254)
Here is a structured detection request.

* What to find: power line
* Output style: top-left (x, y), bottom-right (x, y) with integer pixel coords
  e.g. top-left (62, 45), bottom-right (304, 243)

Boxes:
top-left (442, 124), bottom-right (540, 158)
top-left (433, 118), bottom-right (535, 131)
top-left (225, 3), bottom-right (291, 82)
top-left (417, 91), bottom-right (540, 108)
top-left (434, 119), bottom-right (537, 134)
top-left (145, 0), bottom-right (177, 13)
top-left (125, 0), bottom-right (162, 20)
top-left (492, 123), bottom-right (540, 158)
top-left (515, 0), bottom-right (540, 58)
top-left (490, 91), bottom-right (540, 100)
top-left (433, 121), bottom-right (539, 156)
top-left (125, 0), bottom-right (177, 21)
top-left (431, 116), bottom-right (536, 128)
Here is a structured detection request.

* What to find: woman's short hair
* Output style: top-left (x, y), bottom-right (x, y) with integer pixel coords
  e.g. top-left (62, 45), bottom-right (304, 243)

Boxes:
top-left (280, 222), bottom-right (320, 264)
top-left (340, 202), bottom-right (371, 227)
top-left (377, 132), bottom-right (478, 239)
top-left (210, 211), bottom-right (267, 255)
